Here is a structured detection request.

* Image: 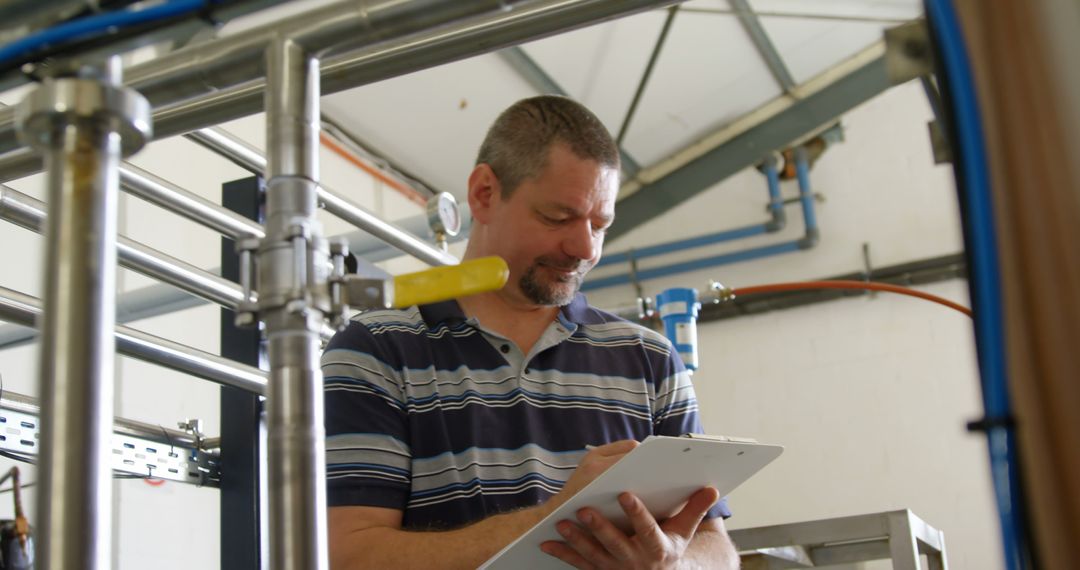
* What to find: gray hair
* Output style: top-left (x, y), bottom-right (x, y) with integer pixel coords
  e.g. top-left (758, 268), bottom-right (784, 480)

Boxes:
top-left (475, 95), bottom-right (619, 197)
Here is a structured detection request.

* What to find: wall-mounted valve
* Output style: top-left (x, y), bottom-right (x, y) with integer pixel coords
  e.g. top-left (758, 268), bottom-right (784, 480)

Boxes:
top-left (238, 233), bottom-right (509, 331)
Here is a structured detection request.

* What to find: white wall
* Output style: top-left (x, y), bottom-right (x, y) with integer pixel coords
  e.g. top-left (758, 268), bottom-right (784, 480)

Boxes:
top-left (586, 80), bottom-right (1003, 569)
top-left (700, 281), bottom-right (998, 569)
top-left (0, 74), bottom-right (1002, 569)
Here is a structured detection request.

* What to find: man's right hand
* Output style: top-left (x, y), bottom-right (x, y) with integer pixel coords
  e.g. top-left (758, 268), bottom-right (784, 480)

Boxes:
top-left (545, 439), bottom-right (639, 514)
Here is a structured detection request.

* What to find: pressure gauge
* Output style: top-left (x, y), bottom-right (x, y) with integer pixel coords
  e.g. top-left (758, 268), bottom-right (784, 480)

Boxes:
top-left (426, 192), bottom-right (462, 238)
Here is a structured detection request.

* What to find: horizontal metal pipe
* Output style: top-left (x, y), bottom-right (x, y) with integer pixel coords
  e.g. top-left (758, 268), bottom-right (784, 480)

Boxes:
top-left (319, 188), bottom-right (457, 266)
top-left (120, 162), bottom-right (265, 241)
top-left (0, 183), bottom-right (246, 309)
top-left (0, 0), bottom-right (680, 181)
top-left (0, 0), bottom-right (529, 148)
top-left (0, 0), bottom-right (302, 149)
top-left (185, 127), bottom-right (456, 266)
top-left (0, 285), bottom-right (266, 394)
top-left (0, 390), bottom-right (204, 449)
top-left (0, 208), bottom-right (466, 350)
top-left (186, 127), bottom-right (266, 174)
top-left (125, 0), bottom-right (526, 109)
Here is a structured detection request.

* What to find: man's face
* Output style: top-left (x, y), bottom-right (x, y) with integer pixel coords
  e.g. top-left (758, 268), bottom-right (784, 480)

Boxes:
top-left (482, 144), bottom-right (618, 307)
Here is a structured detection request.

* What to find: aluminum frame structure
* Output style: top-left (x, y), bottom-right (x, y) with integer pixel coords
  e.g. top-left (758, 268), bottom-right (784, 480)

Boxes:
top-left (731, 509), bottom-right (948, 569)
top-left (0, 1), bottom-right (686, 569)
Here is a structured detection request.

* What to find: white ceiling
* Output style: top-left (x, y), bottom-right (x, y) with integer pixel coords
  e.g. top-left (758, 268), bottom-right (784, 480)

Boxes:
top-left (321, 0), bottom-right (924, 199)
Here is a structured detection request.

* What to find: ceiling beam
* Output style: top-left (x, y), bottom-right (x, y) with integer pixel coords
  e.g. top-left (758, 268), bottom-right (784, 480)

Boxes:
top-left (609, 44), bottom-right (891, 240)
top-left (497, 46), bottom-right (642, 176)
top-left (615, 5), bottom-right (679, 146)
top-left (727, 0), bottom-right (797, 93)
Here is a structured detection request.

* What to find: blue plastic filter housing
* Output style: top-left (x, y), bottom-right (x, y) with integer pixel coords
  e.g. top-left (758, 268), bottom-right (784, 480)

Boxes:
top-left (656, 287), bottom-right (701, 371)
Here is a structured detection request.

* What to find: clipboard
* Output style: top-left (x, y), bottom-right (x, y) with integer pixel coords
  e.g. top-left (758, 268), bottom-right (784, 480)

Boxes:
top-left (480, 434), bottom-right (783, 569)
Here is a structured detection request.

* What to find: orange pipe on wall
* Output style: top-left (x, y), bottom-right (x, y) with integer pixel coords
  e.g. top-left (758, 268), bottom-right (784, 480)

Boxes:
top-left (319, 132), bottom-right (427, 207)
top-left (731, 280), bottom-right (973, 317)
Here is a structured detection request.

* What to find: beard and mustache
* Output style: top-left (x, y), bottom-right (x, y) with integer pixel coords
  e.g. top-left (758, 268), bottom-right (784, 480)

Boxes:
top-left (518, 254), bottom-right (593, 306)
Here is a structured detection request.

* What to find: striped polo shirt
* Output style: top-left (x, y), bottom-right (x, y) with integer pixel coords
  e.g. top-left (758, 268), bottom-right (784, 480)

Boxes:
top-left (322, 293), bottom-right (729, 530)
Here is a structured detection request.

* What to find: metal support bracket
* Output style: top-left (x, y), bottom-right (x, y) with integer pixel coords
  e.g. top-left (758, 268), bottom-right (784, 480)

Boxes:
top-left (0, 394), bottom-right (220, 487)
top-left (885, 19), bottom-right (934, 84)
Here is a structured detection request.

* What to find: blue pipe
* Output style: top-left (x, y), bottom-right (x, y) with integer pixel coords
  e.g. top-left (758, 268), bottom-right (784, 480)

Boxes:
top-left (764, 155), bottom-right (786, 231)
top-left (925, 1), bottom-right (1024, 568)
top-left (583, 241), bottom-right (802, 291)
top-left (586, 150), bottom-right (820, 291)
top-left (0, 0), bottom-right (210, 68)
top-left (597, 158), bottom-right (789, 269)
top-left (794, 148), bottom-right (820, 245)
top-left (597, 224), bottom-right (768, 267)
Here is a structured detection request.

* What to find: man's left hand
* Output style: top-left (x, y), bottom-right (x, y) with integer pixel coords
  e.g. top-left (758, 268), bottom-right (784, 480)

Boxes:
top-left (540, 486), bottom-right (721, 569)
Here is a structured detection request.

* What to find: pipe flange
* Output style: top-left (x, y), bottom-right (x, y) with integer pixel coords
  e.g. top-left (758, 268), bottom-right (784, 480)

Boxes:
top-left (14, 77), bottom-right (152, 157)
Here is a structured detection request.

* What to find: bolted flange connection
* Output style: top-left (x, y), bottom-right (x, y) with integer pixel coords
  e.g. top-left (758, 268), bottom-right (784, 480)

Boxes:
top-left (15, 77), bottom-right (152, 157)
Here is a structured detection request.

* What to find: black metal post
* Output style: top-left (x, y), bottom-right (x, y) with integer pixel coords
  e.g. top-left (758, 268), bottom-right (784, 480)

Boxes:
top-left (220, 176), bottom-right (265, 570)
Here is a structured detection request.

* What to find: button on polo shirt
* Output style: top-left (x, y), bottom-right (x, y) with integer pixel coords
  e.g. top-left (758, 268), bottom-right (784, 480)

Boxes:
top-left (465, 313), bottom-right (578, 379)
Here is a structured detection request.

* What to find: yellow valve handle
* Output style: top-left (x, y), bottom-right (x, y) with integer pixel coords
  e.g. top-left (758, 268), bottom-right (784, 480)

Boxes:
top-left (392, 256), bottom-right (509, 309)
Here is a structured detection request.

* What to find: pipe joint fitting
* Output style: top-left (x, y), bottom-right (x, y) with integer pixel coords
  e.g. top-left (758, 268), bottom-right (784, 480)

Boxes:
top-left (764, 212), bottom-right (787, 233)
top-left (798, 228), bottom-right (821, 249)
top-left (15, 77), bottom-right (151, 156)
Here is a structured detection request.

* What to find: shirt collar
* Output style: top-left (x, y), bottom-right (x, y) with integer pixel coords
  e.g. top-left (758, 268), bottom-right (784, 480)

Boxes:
top-left (417, 293), bottom-right (593, 328)
top-left (418, 299), bottom-right (468, 327)
top-left (559, 293), bottom-right (592, 326)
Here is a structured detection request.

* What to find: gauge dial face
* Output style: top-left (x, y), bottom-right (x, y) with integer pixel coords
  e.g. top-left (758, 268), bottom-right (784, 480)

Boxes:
top-left (427, 192), bottom-right (462, 237)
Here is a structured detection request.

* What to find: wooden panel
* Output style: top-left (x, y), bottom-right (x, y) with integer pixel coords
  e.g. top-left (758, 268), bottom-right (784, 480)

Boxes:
top-left (953, 2), bottom-right (1080, 569)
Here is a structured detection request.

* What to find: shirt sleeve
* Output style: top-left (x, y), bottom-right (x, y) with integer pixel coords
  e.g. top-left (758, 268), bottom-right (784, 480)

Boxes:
top-left (322, 320), bottom-right (412, 510)
top-left (650, 338), bottom-right (733, 520)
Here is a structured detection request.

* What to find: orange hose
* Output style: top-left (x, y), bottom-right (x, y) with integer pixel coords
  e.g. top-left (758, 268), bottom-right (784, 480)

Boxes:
top-left (319, 132), bottom-right (427, 207)
top-left (730, 280), bottom-right (973, 318)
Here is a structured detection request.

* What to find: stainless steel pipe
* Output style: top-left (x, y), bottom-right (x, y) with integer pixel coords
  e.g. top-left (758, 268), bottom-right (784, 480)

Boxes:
top-left (0, 0), bottom-right (680, 183)
top-left (186, 127), bottom-right (266, 174)
top-left (0, 206), bottom-right (468, 350)
top-left (15, 62), bottom-right (150, 570)
top-left (320, 189), bottom-right (457, 266)
top-left (0, 183), bottom-right (247, 310)
top-left (262, 38), bottom-right (329, 570)
top-left (120, 162), bottom-right (266, 241)
top-left (186, 126), bottom-right (457, 266)
top-left (0, 0), bottom-right (526, 155)
top-left (0, 284), bottom-right (267, 394)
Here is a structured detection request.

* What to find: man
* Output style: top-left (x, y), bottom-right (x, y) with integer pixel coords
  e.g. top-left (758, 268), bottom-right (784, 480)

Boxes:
top-left (324, 95), bottom-right (739, 569)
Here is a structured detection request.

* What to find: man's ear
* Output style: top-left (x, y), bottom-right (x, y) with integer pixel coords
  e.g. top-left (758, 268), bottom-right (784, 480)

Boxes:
top-left (467, 163), bottom-right (501, 225)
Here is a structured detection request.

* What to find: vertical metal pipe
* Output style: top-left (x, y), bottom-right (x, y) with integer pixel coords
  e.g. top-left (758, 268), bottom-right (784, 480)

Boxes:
top-left (794, 147), bottom-right (819, 235)
top-left (263, 38), bottom-right (329, 570)
top-left (39, 115), bottom-right (119, 570)
top-left (15, 60), bottom-right (150, 570)
top-left (763, 155), bottom-right (785, 228)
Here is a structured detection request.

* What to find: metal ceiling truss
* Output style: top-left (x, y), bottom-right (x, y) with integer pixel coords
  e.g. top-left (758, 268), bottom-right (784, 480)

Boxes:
top-left (498, 46), bottom-right (642, 177)
top-left (609, 43), bottom-right (892, 240)
top-left (497, 4), bottom-right (893, 243)
top-left (615, 5), bottom-right (679, 147)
